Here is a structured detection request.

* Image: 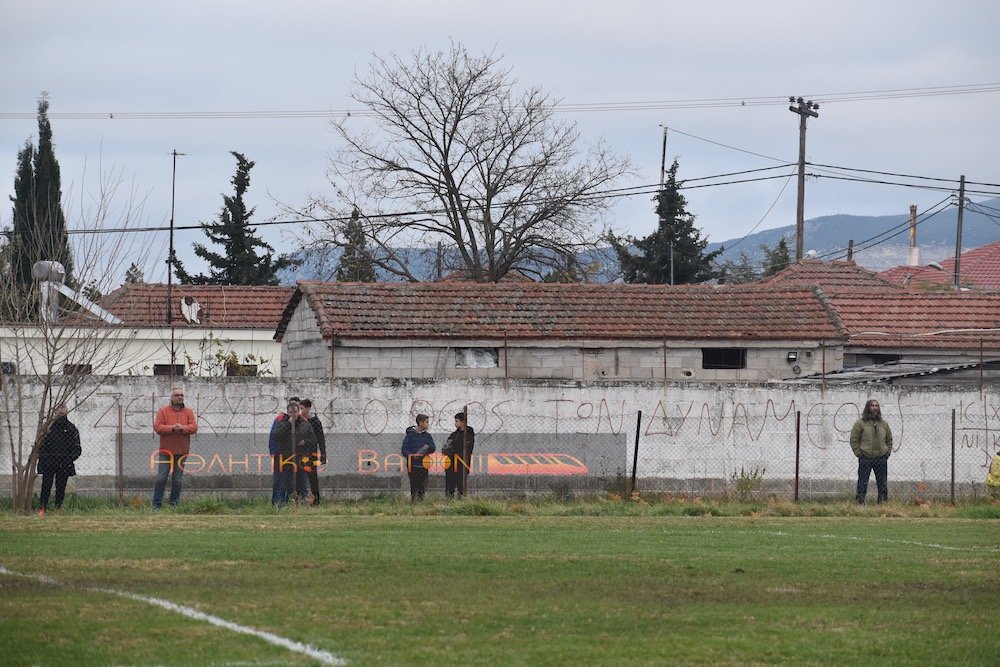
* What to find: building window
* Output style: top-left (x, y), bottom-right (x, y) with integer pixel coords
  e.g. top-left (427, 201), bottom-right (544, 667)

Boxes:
top-left (63, 364), bottom-right (93, 375)
top-left (701, 348), bottom-right (747, 370)
top-left (153, 364), bottom-right (186, 377)
top-left (456, 348), bottom-right (499, 369)
top-left (0, 361), bottom-right (16, 375)
top-left (226, 363), bottom-right (258, 377)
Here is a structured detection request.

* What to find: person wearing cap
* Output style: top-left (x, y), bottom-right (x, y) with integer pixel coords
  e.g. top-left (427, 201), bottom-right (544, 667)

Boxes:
top-left (152, 387), bottom-right (197, 509)
top-left (850, 398), bottom-right (893, 504)
top-left (401, 414), bottom-right (435, 501)
top-left (269, 397), bottom-right (315, 506)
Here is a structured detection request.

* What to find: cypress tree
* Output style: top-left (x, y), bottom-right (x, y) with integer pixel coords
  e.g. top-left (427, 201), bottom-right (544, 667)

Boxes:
top-left (9, 94), bottom-right (73, 288)
top-left (335, 208), bottom-right (376, 282)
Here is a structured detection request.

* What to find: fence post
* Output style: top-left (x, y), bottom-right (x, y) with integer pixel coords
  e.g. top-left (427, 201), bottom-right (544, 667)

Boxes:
top-left (794, 410), bottom-right (801, 502)
top-left (630, 411), bottom-right (642, 498)
top-left (116, 402), bottom-right (124, 506)
top-left (950, 408), bottom-right (956, 505)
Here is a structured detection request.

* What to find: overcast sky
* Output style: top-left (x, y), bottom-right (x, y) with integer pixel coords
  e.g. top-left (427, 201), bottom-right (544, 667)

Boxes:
top-left (2, 0), bottom-right (999, 281)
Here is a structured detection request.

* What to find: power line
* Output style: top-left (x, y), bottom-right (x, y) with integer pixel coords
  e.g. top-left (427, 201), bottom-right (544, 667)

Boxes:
top-left (3, 83), bottom-right (999, 120)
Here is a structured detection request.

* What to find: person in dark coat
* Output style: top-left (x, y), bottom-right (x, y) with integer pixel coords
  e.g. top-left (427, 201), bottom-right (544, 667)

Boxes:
top-left (299, 399), bottom-right (327, 505)
top-left (401, 414), bottom-right (436, 501)
top-left (36, 404), bottom-right (81, 515)
top-left (443, 411), bottom-right (475, 498)
top-left (270, 400), bottom-right (318, 506)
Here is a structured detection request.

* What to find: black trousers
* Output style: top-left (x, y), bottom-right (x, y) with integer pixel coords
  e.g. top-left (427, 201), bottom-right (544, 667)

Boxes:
top-left (408, 466), bottom-right (429, 501)
top-left (445, 466), bottom-right (469, 497)
top-left (39, 472), bottom-right (70, 509)
top-left (308, 468), bottom-right (322, 503)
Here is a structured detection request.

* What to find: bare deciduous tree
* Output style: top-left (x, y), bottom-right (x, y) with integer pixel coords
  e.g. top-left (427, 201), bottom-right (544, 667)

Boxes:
top-left (294, 43), bottom-right (632, 282)
top-left (1, 169), bottom-right (153, 513)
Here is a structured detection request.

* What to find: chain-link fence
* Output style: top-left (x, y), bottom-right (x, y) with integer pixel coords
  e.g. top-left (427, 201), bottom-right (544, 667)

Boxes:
top-left (3, 380), bottom-right (997, 505)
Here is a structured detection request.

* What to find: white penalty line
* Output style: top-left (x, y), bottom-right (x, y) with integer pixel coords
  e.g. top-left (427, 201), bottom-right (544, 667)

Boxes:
top-left (716, 530), bottom-right (1000, 553)
top-left (0, 566), bottom-right (346, 666)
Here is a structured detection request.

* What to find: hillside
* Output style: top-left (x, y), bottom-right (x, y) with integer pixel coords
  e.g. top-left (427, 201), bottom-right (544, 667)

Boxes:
top-left (708, 196), bottom-right (1000, 272)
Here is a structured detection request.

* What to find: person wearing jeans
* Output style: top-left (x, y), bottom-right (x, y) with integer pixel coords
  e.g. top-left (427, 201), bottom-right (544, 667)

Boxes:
top-left (152, 387), bottom-right (197, 509)
top-left (850, 398), bottom-right (892, 504)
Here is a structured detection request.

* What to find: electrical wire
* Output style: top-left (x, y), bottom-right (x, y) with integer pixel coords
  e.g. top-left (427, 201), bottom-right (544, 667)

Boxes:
top-left (4, 83), bottom-right (998, 120)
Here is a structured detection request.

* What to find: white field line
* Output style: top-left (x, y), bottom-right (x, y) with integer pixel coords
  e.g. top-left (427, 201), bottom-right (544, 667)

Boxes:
top-left (0, 566), bottom-right (347, 666)
top-left (711, 530), bottom-right (1000, 553)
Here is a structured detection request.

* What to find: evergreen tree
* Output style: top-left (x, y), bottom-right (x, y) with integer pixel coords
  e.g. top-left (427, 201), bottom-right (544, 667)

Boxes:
top-left (715, 238), bottom-right (792, 284)
top-left (124, 262), bottom-right (145, 284)
top-left (175, 152), bottom-right (291, 285)
top-left (9, 94), bottom-right (73, 288)
top-left (609, 160), bottom-right (720, 284)
top-left (334, 208), bottom-right (376, 282)
top-left (761, 238), bottom-right (791, 277)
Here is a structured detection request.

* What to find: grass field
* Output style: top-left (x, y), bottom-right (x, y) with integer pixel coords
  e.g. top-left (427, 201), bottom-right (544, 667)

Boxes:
top-left (2, 498), bottom-right (999, 666)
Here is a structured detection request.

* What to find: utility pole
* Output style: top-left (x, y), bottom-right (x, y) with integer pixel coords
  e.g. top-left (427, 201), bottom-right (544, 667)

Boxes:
top-left (953, 175), bottom-right (966, 290)
top-left (658, 126), bottom-right (674, 285)
top-left (788, 97), bottom-right (819, 262)
top-left (168, 149), bottom-right (185, 382)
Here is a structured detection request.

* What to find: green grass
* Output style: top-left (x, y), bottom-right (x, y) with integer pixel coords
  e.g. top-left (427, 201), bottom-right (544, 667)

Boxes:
top-left (1, 499), bottom-right (999, 665)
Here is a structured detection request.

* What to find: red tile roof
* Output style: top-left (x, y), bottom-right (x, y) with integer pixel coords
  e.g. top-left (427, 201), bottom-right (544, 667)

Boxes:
top-left (879, 240), bottom-right (1000, 290)
top-left (760, 259), bottom-right (904, 291)
top-left (276, 281), bottom-right (844, 342)
top-left (825, 291), bottom-right (1000, 350)
top-left (99, 284), bottom-right (295, 329)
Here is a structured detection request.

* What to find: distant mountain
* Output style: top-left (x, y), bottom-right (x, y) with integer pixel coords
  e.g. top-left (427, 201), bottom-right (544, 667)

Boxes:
top-left (708, 197), bottom-right (1000, 272)
top-left (279, 197), bottom-right (1000, 284)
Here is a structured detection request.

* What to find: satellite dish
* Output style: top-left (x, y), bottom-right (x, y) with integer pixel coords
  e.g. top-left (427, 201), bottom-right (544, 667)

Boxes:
top-left (805, 250), bottom-right (817, 258)
top-left (180, 296), bottom-right (201, 324)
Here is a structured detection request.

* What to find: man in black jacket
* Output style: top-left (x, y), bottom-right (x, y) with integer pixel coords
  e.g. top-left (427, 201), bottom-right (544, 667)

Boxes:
top-left (443, 411), bottom-right (475, 498)
top-left (271, 400), bottom-right (318, 506)
top-left (299, 399), bottom-right (327, 505)
top-left (36, 404), bottom-right (82, 515)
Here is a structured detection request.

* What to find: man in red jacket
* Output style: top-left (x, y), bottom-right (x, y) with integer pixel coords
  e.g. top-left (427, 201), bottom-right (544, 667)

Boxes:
top-left (152, 387), bottom-right (198, 509)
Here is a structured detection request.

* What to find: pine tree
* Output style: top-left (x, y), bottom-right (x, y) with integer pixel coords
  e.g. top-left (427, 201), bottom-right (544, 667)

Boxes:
top-left (609, 160), bottom-right (720, 285)
top-left (124, 262), bottom-right (145, 284)
top-left (334, 208), bottom-right (376, 282)
top-left (9, 94), bottom-right (73, 288)
top-left (175, 152), bottom-right (291, 285)
top-left (761, 238), bottom-right (791, 277)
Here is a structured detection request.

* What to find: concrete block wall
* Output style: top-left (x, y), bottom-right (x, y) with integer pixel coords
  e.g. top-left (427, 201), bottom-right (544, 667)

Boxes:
top-left (1, 377), bottom-right (995, 500)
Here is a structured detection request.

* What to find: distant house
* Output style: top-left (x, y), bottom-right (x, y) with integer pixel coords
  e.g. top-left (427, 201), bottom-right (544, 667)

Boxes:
top-left (761, 258), bottom-right (1000, 370)
top-left (0, 284), bottom-right (294, 377)
top-left (275, 281), bottom-right (845, 382)
top-left (879, 239), bottom-right (1000, 290)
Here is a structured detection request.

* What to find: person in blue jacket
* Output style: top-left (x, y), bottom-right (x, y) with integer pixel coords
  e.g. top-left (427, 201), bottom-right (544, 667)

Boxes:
top-left (401, 413), bottom-right (435, 501)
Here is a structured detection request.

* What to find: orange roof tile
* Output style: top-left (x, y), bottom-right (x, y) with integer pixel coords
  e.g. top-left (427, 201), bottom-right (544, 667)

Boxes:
top-left (276, 281), bottom-right (844, 342)
top-left (825, 291), bottom-right (1000, 350)
top-left (99, 284), bottom-right (294, 329)
top-left (879, 240), bottom-right (1000, 290)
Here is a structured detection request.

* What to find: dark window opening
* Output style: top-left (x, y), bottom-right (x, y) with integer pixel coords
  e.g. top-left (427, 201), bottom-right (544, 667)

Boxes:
top-left (701, 348), bottom-right (747, 370)
top-left (153, 364), bottom-right (186, 377)
top-left (63, 364), bottom-right (93, 375)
